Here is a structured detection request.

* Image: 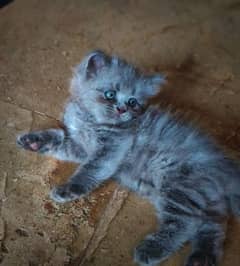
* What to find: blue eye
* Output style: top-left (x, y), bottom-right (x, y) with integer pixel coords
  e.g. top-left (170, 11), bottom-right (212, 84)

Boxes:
top-left (128, 97), bottom-right (138, 107)
top-left (104, 90), bottom-right (116, 100)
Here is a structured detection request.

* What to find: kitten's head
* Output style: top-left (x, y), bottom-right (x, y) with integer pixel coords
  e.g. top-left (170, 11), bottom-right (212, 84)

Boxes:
top-left (71, 50), bottom-right (165, 124)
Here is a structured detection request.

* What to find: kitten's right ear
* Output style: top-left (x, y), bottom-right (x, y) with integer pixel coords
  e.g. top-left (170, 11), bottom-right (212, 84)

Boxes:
top-left (82, 50), bottom-right (111, 79)
top-left (140, 74), bottom-right (166, 98)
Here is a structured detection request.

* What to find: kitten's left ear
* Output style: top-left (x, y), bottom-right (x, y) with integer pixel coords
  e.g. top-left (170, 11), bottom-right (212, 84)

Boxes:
top-left (84, 50), bottom-right (111, 79)
top-left (144, 74), bottom-right (166, 97)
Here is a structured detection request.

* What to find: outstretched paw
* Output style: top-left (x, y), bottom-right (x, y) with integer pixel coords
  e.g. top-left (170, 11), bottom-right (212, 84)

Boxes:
top-left (17, 132), bottom-right (48, 152)
top-left (185, 251), bottom-right (216, 266)
top-left (134, 238), bottom-right (168, 266)
top-left (50, 183), bottom-right (86, 203)
top-left (17, 130), bottom-right (61, 153)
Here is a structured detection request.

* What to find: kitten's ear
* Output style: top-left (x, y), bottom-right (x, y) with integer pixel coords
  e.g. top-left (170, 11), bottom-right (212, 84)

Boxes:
top-left (84, 50), bottom-right (110, 79)
top-left (144, 74), bottom-right (166, 97)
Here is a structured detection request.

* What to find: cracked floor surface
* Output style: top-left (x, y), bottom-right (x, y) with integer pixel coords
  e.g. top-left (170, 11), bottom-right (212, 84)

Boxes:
top-left (0, 0), bottom-right (240, 265)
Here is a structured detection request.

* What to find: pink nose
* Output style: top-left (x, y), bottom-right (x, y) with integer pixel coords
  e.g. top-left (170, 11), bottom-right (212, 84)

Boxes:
top-left (117, 106), bottom-right (127, 114)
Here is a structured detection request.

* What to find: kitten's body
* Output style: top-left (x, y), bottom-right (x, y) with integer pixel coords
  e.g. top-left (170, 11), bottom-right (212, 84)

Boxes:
top-left (17, 51), bottom-right (240, 266)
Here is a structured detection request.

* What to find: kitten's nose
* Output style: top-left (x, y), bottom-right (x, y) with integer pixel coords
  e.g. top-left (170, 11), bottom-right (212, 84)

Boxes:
top-left (116, 106), bottom-right (127, 114)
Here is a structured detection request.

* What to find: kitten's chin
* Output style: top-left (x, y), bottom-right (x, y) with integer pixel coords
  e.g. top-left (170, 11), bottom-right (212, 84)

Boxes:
top-left (98, 113), bottom-right (133, 125)
top-left (119, 112), bottom-right (133, 122)
top-left (91, 108), bottom-right (134, 125)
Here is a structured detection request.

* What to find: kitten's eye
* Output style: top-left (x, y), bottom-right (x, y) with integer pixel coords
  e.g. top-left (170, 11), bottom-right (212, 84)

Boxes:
top-left (104, 90), bottom-right (116, 100)
top-left (128, 97), bottom-right (138, 107)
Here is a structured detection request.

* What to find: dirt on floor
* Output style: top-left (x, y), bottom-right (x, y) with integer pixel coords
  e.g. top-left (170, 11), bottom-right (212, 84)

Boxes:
top-left (0, 0), bottom-right (240, 265)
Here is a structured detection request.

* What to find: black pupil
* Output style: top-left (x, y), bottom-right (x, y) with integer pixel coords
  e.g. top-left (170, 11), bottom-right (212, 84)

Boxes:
top-left (105, 90), bottom-right (115, 99)
top-left (128, 98), bottom-right (137, 107)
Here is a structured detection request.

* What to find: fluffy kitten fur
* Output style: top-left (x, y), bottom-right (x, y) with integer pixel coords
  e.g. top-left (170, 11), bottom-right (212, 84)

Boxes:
top-left (17, 51), bottom-right (240, 266)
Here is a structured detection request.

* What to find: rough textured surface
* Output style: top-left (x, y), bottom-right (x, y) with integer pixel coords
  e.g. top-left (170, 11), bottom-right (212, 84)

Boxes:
top-left (0, 0), bottom-right (240, 265)
top-left (77, 187), bottom-right (129, 266)
top-left (83, 194), bottom-right (158, 266)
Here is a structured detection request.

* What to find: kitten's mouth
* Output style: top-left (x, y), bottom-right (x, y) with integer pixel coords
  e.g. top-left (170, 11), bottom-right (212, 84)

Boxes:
top-left (117, 111), bottom-right (132, 122)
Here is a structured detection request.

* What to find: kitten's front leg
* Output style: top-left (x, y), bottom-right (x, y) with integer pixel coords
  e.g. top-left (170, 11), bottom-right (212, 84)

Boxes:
top-left (50, 135), bottom-right (130, 203)
top-left (50, 163), bottom-right (110, 203)
top-left (17, 129), bottom-right (87, 162)
top-left (50, 169), bottom-right (95, 203)
top-left (17, 129), bottom-right (64, 153)
top-left (50, 145), bottom-right (124, 203)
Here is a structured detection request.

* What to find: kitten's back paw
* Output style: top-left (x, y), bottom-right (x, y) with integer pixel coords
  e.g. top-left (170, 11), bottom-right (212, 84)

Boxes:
top-left (50, 183), bottom-right (85, 203)
top-left (185, 251), bottom-right (216, 266)
top-left (134, 239), bottom-right (168, 266)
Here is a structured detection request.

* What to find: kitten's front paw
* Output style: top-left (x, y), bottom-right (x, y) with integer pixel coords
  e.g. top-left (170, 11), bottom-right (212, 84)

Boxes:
top-left (185, 251), bottom-right (216, 266)
top-left (134, 239), bottom-right (167, 266)
top-left (17, 132), bottom-right (49, 152)
top-left (50, 183), bottom-right (86, 203)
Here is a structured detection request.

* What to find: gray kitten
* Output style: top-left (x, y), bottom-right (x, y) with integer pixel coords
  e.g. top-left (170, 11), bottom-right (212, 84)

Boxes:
top-left (17, 51), bottom-right (240, 266)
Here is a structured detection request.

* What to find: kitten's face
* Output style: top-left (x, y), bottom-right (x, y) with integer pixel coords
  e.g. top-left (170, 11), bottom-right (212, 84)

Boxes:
top-left (71, 51), bottom-right (165, 124)
top-left (95, 84), bottom-right (144, 123)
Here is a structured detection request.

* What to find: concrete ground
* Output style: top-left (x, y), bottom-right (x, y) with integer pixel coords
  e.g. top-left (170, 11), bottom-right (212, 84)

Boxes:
top-left (0, 0), bottom-right (240, 265)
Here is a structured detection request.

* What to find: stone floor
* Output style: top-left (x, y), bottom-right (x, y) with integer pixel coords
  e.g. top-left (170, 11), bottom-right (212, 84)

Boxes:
top-left (0, 0), bottom-right (240, 265)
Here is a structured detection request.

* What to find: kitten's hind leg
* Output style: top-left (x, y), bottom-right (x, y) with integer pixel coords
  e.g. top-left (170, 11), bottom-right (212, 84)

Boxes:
top-left (134, 216), bottom-right (198, 266)
top-left (185, 222), bottom-right (225, 266)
